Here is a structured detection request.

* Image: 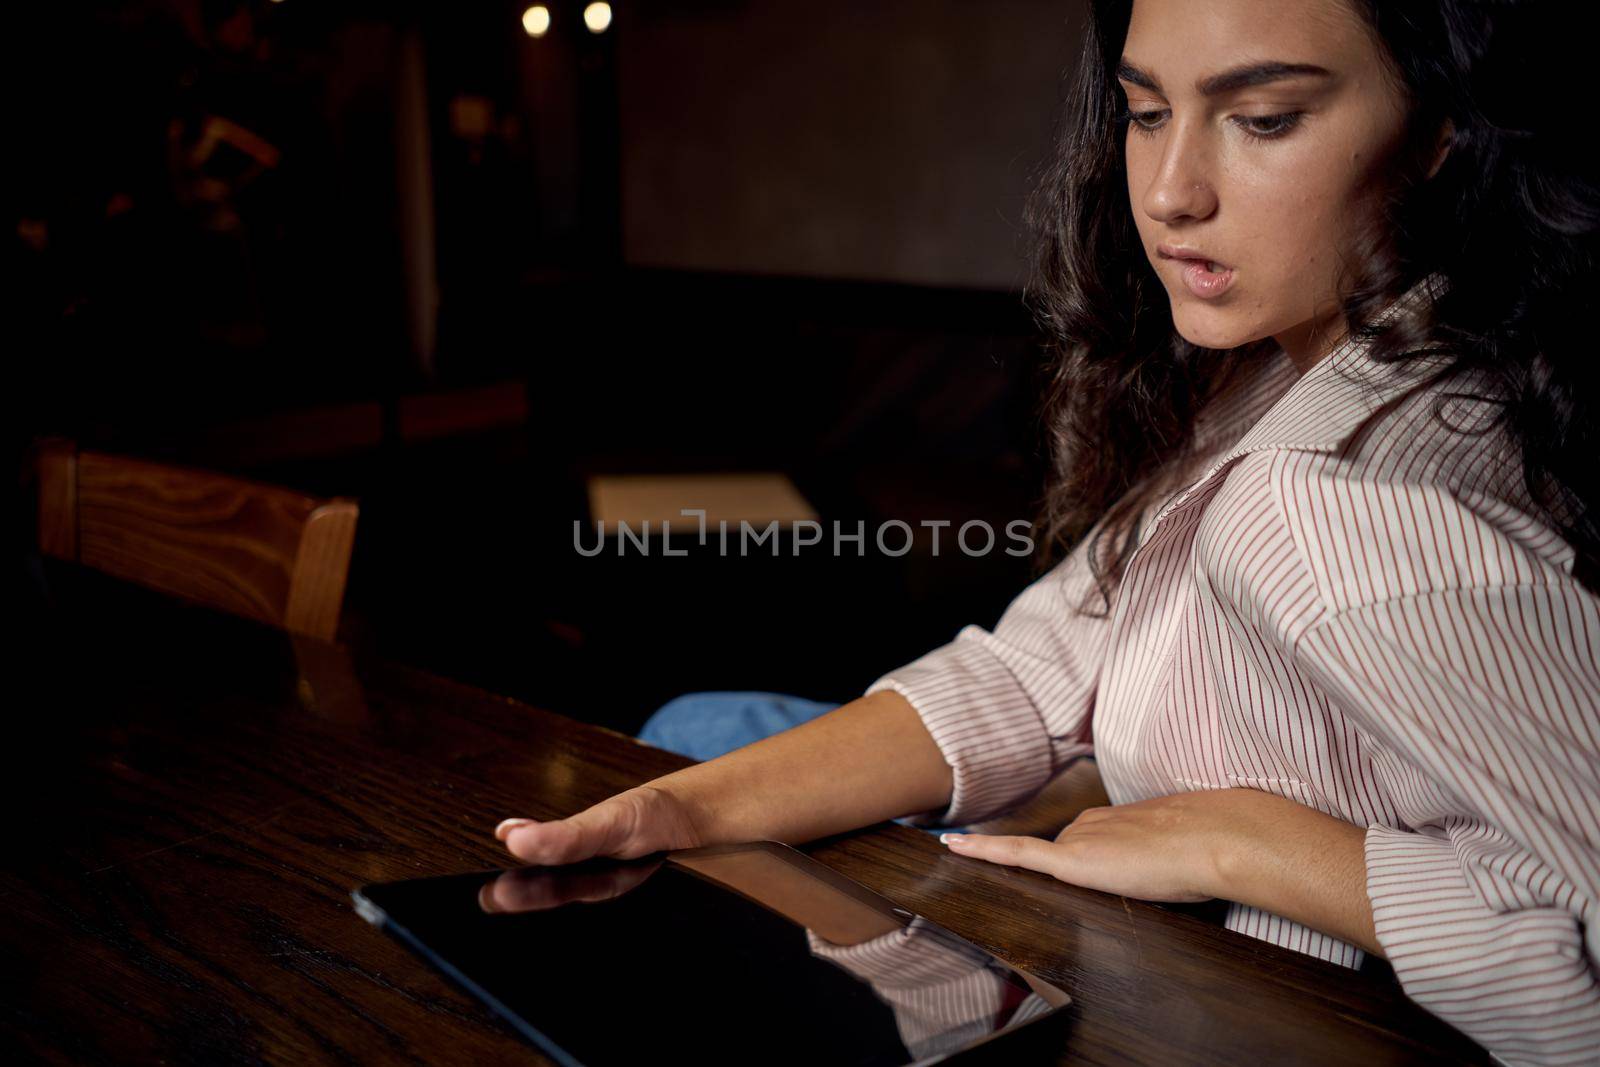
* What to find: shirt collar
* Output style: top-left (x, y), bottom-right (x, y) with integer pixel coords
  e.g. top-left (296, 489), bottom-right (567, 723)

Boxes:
top-left (1225, 269), bottom-right (1453, 457)
top-left (1141, 271), bottom-right (1453, 538)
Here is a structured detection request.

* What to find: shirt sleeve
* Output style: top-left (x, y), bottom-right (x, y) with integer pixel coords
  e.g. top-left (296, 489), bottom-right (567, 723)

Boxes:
top-left (804, 917), bottom-right (1057, 1059)
top-left (1293, 583), bottom-right (1600, 1067)
top-left (865, 533), bottom-right (1112, 828)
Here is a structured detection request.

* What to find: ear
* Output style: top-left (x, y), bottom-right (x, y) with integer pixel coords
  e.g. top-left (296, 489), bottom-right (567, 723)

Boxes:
top-left (1425, 118), bottom-right (1455, 180)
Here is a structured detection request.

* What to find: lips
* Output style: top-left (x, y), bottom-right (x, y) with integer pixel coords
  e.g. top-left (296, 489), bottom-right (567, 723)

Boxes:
top-left (1175, 257), bottom-right (1235, 299)
top-left (1157, 244), bottom-right (1231, 272)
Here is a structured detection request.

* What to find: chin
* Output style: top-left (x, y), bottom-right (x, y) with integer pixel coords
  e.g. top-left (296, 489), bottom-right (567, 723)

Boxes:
top-left (1169, 307), bottom-right (1253, 351)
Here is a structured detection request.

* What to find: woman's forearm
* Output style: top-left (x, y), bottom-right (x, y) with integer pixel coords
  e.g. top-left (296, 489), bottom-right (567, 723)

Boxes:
top-left (642, 685), bottom-right (1384, 955)
top-left (1207, 792), bottom-right (1382, 957)
top-left (645, 689), bottom-right (955, 846)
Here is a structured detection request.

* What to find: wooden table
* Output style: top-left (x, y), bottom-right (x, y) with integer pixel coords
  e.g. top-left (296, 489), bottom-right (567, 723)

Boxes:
top-left (4, 581), bottom-right (1488, 1064)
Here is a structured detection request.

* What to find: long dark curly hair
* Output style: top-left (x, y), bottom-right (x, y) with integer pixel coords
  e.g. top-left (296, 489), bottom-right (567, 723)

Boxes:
top-left (1023, 0), bottom-right (1599, 614)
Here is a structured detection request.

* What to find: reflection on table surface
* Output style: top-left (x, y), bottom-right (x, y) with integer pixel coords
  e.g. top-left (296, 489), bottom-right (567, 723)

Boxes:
top-left (8, 580), bottom-right (1490, 1065)
top-left (472, 845), bottom-right (1068, 1062)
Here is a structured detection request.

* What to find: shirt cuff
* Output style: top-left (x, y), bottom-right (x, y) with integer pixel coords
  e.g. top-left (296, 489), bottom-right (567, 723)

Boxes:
top-left (804, 915), bottom-right (992, 985)
top-left (1365, 826), bottom-right (1600, 1064)
top-left (806, 917), bottom-right (1056, 1060)
top-left (866, 626), bottom-right (1060, 828)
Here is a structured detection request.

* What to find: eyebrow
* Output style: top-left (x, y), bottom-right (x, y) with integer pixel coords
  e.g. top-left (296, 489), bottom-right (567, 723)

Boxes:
top-left (1116, 59), bottom-right (1334, 96)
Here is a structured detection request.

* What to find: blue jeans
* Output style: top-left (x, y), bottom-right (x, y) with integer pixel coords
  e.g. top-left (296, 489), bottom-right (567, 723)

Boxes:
top-left (637, 691), bottom-right (967, 835)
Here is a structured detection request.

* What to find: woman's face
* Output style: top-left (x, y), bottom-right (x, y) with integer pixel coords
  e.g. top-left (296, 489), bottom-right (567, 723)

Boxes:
top-left (1120, 0), bottom-right (1422, 371)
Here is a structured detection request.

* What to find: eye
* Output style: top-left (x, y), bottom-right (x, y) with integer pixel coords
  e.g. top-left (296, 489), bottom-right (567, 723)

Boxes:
top-left (1232, 111), bottom-right (1305, 141)
top-left (1116, 108), bottom-right (1306, 142)
top-left (1118, 107), bottom-right (1169, 138)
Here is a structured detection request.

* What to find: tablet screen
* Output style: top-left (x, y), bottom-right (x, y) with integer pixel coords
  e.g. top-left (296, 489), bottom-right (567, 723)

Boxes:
top-left (354, 841), bottom-right (1069, 1066)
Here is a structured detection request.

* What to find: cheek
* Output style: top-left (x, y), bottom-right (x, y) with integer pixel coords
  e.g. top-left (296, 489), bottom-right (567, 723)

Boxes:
top-left (1225, 138), bottom-right (1377, 269)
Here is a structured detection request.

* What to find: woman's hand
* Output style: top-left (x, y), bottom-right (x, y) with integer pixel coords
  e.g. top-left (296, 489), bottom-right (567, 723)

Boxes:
top-left (478, 857), bottom-right (664, 914)
top-left (939, 787), bottom-right (1380, 954)
top-left (941, 790), bottom-right (1240, 902)
top-left (493, 784), bottom-right (705, 866)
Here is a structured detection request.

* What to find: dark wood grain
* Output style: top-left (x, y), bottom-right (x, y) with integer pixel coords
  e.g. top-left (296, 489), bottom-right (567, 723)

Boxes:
top-left (33, 439), bottom-right (358, 642)
top-left (4, 584), bottom-right (1489, 1065)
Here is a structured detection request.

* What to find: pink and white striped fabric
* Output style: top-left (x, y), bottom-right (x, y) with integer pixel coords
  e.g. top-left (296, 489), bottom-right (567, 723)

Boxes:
top-left (805, 917), bottom-right (1057, 1058)
top-left (866, 272), bottom-right (1600, 1065)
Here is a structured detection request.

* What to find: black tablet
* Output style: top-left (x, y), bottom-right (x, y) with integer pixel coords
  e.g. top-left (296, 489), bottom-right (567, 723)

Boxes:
top-left (352, 840), bottom-right (1071, 1066)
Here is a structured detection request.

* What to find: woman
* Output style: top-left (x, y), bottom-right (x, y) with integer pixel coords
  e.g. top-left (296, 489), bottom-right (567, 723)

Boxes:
top-left (495, 1), bottom-right (1599, 1061)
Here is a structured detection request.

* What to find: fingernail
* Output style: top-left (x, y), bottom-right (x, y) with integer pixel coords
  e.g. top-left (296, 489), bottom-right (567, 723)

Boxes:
top-left (939, 833), bottom-right (966, 847)
top-left (478, 884), bottom-right (499, 913)
top-left (495, 818), bottom-right (534, 841)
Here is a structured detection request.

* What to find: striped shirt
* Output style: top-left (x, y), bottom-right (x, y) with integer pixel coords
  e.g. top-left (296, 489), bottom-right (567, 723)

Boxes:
top-left (805, 916), bottom-right (1057, 1058)
top-left (866, 272), bottom-right (1600, 1065)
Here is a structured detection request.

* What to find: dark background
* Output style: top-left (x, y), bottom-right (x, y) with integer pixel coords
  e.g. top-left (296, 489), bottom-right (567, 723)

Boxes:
top-left (15, 0), bottom-right (1085, 733)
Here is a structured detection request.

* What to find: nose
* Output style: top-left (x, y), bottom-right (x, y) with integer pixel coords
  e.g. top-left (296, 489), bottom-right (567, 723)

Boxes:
top-left (1139, 117), bottom-right (1219, 224)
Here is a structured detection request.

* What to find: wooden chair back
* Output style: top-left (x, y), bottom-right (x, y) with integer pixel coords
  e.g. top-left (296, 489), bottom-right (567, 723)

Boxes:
top-left (36, 439), bottom-right (359, 642)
